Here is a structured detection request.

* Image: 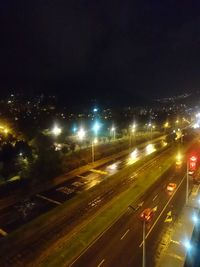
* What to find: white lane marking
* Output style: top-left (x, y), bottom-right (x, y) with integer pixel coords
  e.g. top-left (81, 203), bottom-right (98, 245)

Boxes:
top-left (0, 229), bottom-right (7, 236)
top-left (139, 174), bottom-right (186, 247)
top-left (97, 259), bottom-right (105, 267)
top-left (120, 229), bottom-right (130, 240)
top-left (36, 194), bottom-right (61, 205)
top-left (153, 194), bottom-right (158, 201)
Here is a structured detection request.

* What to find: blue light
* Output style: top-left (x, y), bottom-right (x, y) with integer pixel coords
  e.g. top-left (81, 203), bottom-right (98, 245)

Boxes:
top-left (183, 239), bottom-right (192, 251)
top-left (192, 214), bottom-right (198, 224)
top-left (93, 108), bottom-right (98, 113)
top-left (72, 126), bottom-right (77, 133)
top-left (93, 121), bottom-right (101, 134)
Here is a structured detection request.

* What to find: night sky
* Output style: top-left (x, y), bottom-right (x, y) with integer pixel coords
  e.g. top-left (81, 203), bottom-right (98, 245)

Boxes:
top-left (0, 1), bottom-right (200, 106)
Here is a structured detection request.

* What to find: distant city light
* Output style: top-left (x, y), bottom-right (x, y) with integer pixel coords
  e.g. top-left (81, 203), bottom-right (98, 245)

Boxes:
top-left (52, 125), bottom-right (62, 136)
top-left (93, 108), bottom-right (98, 112)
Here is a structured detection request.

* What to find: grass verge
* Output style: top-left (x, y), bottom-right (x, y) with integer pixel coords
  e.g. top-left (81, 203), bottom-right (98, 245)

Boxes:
top-left (40, 153), bottom-right (174, 267)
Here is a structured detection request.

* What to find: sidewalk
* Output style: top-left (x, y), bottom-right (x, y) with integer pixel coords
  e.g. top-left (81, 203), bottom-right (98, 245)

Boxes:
top-left (157, 184), bottom-right (200, 267)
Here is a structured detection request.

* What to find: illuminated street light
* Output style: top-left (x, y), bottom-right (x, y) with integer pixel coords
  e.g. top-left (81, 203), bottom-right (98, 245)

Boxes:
top-left (196, 113), bottom-right (200, 118)
top-left (192, 214), bottom-right (198, 224)
top-left (164, 122), bottom-right (169, 128)
top-left (183, 239), bottom-right (192, 251)
top-left (176, 153), bottom-right (182, 161)
top-left (77, 128), bottom-right (86, 140)
top-left (131, 123), bottom-right (136, 133)
top-left (3, 128), bottom-right (8, 134)
top-left (72, 126), bottom-right (77, 133)
top-left (52, 125), bottom-right (62, 136)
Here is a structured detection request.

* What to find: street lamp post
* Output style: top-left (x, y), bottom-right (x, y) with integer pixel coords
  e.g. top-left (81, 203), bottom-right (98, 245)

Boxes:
top-left (91, 138), bottom-right (98, 163)
top-left (148, 123), bottom-right (152, 140)
top-left (111, 126), bottom-right (116, 140)
top-left (129, 124), bottom-right (136, 149)
top-left (186, 160), bottom-right (189, 205)
top-left (142, 220), bottom-right (146, 267)
top-left (186, 155), bottom-right (198, 204)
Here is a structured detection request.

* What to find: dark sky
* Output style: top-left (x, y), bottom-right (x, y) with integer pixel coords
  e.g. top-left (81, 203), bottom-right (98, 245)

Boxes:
top-left (1, 0), bottom-right (200, 106)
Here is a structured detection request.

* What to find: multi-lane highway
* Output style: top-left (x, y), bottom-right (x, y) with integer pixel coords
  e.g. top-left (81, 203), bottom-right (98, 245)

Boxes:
top-left (69, 162), bottom-right (187, 267)
top-left (0, 136), bottom-right (197, 267)
top-left (0, 139), bottom-right (165, 234)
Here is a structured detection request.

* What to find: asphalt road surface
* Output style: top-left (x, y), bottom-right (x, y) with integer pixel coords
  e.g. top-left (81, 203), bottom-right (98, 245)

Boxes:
top-left (69, 163), bottom-right (188, 267)
top-left (0, 138), bottom-right (198, 267)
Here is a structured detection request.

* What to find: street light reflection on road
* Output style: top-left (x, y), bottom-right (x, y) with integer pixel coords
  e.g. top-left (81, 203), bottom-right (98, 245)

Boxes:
top-left (108, 163), bottom-right (117, 170)
top-left (127, 149), bottom-right (139, 165)
top-left (107, 162), bottom-right (120, 174)
top-left (131, 149), bottom-right (138, 159)
top-left (146, 144), bottom-right (156, 155)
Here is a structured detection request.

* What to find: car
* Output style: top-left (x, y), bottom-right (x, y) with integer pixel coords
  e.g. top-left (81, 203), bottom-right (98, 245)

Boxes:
top-left (167, 183), bottom-right (177, 192)
top-left (140, 208), bottom-right (154, 222)
top-left (188, 170), bottom-right (194, 175)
